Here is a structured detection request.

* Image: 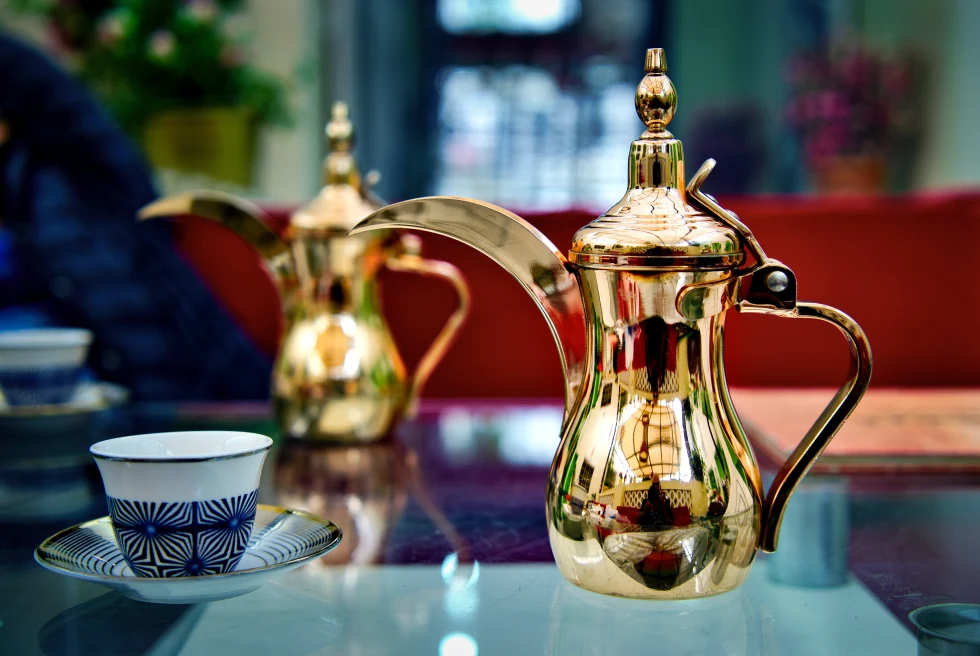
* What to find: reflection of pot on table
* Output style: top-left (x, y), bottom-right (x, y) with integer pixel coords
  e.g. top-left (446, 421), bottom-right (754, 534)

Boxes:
top-left (274, 440), bottom-right (407, 565)
top-left (273, 439), bottom-right (467, 566)
top-left (546, 577), bottom-right (774, 656)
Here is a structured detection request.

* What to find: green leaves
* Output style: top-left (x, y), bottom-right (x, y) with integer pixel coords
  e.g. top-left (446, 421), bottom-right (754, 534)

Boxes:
top-left (10, 0), bottom-right (292, 136)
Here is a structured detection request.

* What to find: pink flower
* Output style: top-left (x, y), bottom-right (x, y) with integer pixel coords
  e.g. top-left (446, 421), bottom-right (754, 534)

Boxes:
top-left (842, 50), bottom-right (874, 87)
top-left (805, 123), bottom-right (847, 162)
top-left (818, 91), bottom-right (848, 119)
top-left (96, 12), bottom-right (127, 47)
top-left (148, 30), bottom-right (176, 61)
top-left (184, 0), bottom-right (217, 22)
top-left (789, 47), bottom-right (914, 160)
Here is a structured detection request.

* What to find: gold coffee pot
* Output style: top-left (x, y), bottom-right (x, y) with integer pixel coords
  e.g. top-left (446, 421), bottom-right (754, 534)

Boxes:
top-left (140, 103), bottom-right (469, 442)
top-left (351, 49), bottom-right (872, 599)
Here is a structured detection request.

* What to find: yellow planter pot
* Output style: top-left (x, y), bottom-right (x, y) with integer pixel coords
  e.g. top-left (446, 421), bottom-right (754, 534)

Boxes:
top-left (142, 108), bottom-right (257, 187)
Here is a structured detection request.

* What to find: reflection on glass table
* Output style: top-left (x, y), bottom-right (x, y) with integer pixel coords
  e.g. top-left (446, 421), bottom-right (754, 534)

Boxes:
top-left (1, 400), bottom-right (977, 654)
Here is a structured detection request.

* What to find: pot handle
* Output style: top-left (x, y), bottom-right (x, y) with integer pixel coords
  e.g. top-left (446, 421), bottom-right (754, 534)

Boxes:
top-left (687, 159), bottom-right (873, 552)
top-left (741, 302), bottom-right (872, 552)
top-left (386, 234), bottom-right (470, 418)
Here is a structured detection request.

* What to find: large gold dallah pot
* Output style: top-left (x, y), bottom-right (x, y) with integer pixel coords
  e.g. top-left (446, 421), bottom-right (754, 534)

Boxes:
top-left (352, 49), bottom-right (872, 599)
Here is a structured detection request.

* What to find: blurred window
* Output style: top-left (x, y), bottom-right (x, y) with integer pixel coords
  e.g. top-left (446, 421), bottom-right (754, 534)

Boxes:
top-left (430, 0), bottom-right (655, 212)
top-left (434, 65), bottom-right (639, 211)
top-left (438, 0), bottom-right (581, 34)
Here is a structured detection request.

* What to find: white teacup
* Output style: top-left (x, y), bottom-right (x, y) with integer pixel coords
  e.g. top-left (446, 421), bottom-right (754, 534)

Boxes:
top-left (90, 431), bottom-right (273, 578)
top-left (0, 328), bottom-right (92, 406)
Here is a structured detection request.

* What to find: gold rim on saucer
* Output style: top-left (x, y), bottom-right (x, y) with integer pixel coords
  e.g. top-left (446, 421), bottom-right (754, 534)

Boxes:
top-left (35, 504), bottom-right (343, 583)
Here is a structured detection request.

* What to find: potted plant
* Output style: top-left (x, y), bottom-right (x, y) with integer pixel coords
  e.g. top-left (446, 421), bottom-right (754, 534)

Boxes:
top-left (11, 0), bottom-right (291, 186)
top-left (786, 46), bottom-right (917, 194)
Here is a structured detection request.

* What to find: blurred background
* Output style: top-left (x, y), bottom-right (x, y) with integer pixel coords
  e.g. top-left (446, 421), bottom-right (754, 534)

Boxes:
top-left (1, 4), bottom-right (979, 635)
top-left (0, 0), bottom-right (978, 403)
top-left (3, 0), bottom-right (978, 205)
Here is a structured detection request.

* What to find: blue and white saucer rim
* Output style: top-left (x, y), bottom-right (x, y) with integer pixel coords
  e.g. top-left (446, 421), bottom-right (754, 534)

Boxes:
top-left (34, 504), bottom-right (343, 584)
top-left (0, 381), bottom-right (128, 417)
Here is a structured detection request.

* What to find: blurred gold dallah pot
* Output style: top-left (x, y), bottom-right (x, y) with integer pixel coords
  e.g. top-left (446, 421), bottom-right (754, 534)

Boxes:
top-left (141, 103), bottom-right (469, 442)
top-left (352, 49), bottom-right (872, 599)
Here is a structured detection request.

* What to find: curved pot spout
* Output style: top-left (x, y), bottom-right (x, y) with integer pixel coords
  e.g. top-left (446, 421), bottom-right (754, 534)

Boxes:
top-left (138, 190), bottom-right (295, 289)
top-left (350, 196), bottom-right (587, 415)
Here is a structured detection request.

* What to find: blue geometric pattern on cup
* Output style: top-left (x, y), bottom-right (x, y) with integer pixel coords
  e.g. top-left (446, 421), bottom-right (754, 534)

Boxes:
top-left (107, 491), bottom-right (257, 577)
top-left (37, 506), bottom-right (342, 578)
top-left (0, 367), bottom-right (81, 406)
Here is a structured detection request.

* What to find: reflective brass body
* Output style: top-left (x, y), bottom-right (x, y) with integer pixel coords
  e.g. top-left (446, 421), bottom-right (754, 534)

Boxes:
top-left (352, 50), bottom-right (872, 599)
top-left (140, 104), bottom-right (469, 442)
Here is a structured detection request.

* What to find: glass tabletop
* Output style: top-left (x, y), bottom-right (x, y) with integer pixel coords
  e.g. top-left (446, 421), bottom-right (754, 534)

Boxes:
top-left (1, 400), bottom-right (976, 654)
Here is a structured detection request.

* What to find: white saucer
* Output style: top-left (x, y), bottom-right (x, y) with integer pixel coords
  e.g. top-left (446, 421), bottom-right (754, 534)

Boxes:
top-left (0, 381), bottom-right (128, 417)
top-left (35, 504), bottom-right (343, 604)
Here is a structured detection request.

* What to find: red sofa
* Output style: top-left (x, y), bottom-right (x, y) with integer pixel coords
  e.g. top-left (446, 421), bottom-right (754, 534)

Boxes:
top-left (172, 192), bottom-right (980, 398)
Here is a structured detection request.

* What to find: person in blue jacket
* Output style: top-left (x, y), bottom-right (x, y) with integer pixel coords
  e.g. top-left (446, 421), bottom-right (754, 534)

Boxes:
top-left (0, 32), bottom-right (270, 401)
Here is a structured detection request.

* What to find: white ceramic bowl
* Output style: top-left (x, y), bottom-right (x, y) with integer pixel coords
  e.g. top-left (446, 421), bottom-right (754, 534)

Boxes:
top-left (90, 431), bottom-right (273, 578)
top-left (0, 329), bottom-right (92, 406)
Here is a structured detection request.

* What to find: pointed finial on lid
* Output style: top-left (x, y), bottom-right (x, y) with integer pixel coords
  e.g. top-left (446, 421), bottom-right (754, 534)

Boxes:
top-left (321, 101), bottom-right (360, 187)
top-left (636, 48), bottom-right (676, 137)
top-left (570, 47), bottom-right (745, 271)
top-left (297, 100), bottom-right (380, 231)
top-left (326, 101), bottom-right (354, 152)
top-left (645, 47), bottom-right (667, 73)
